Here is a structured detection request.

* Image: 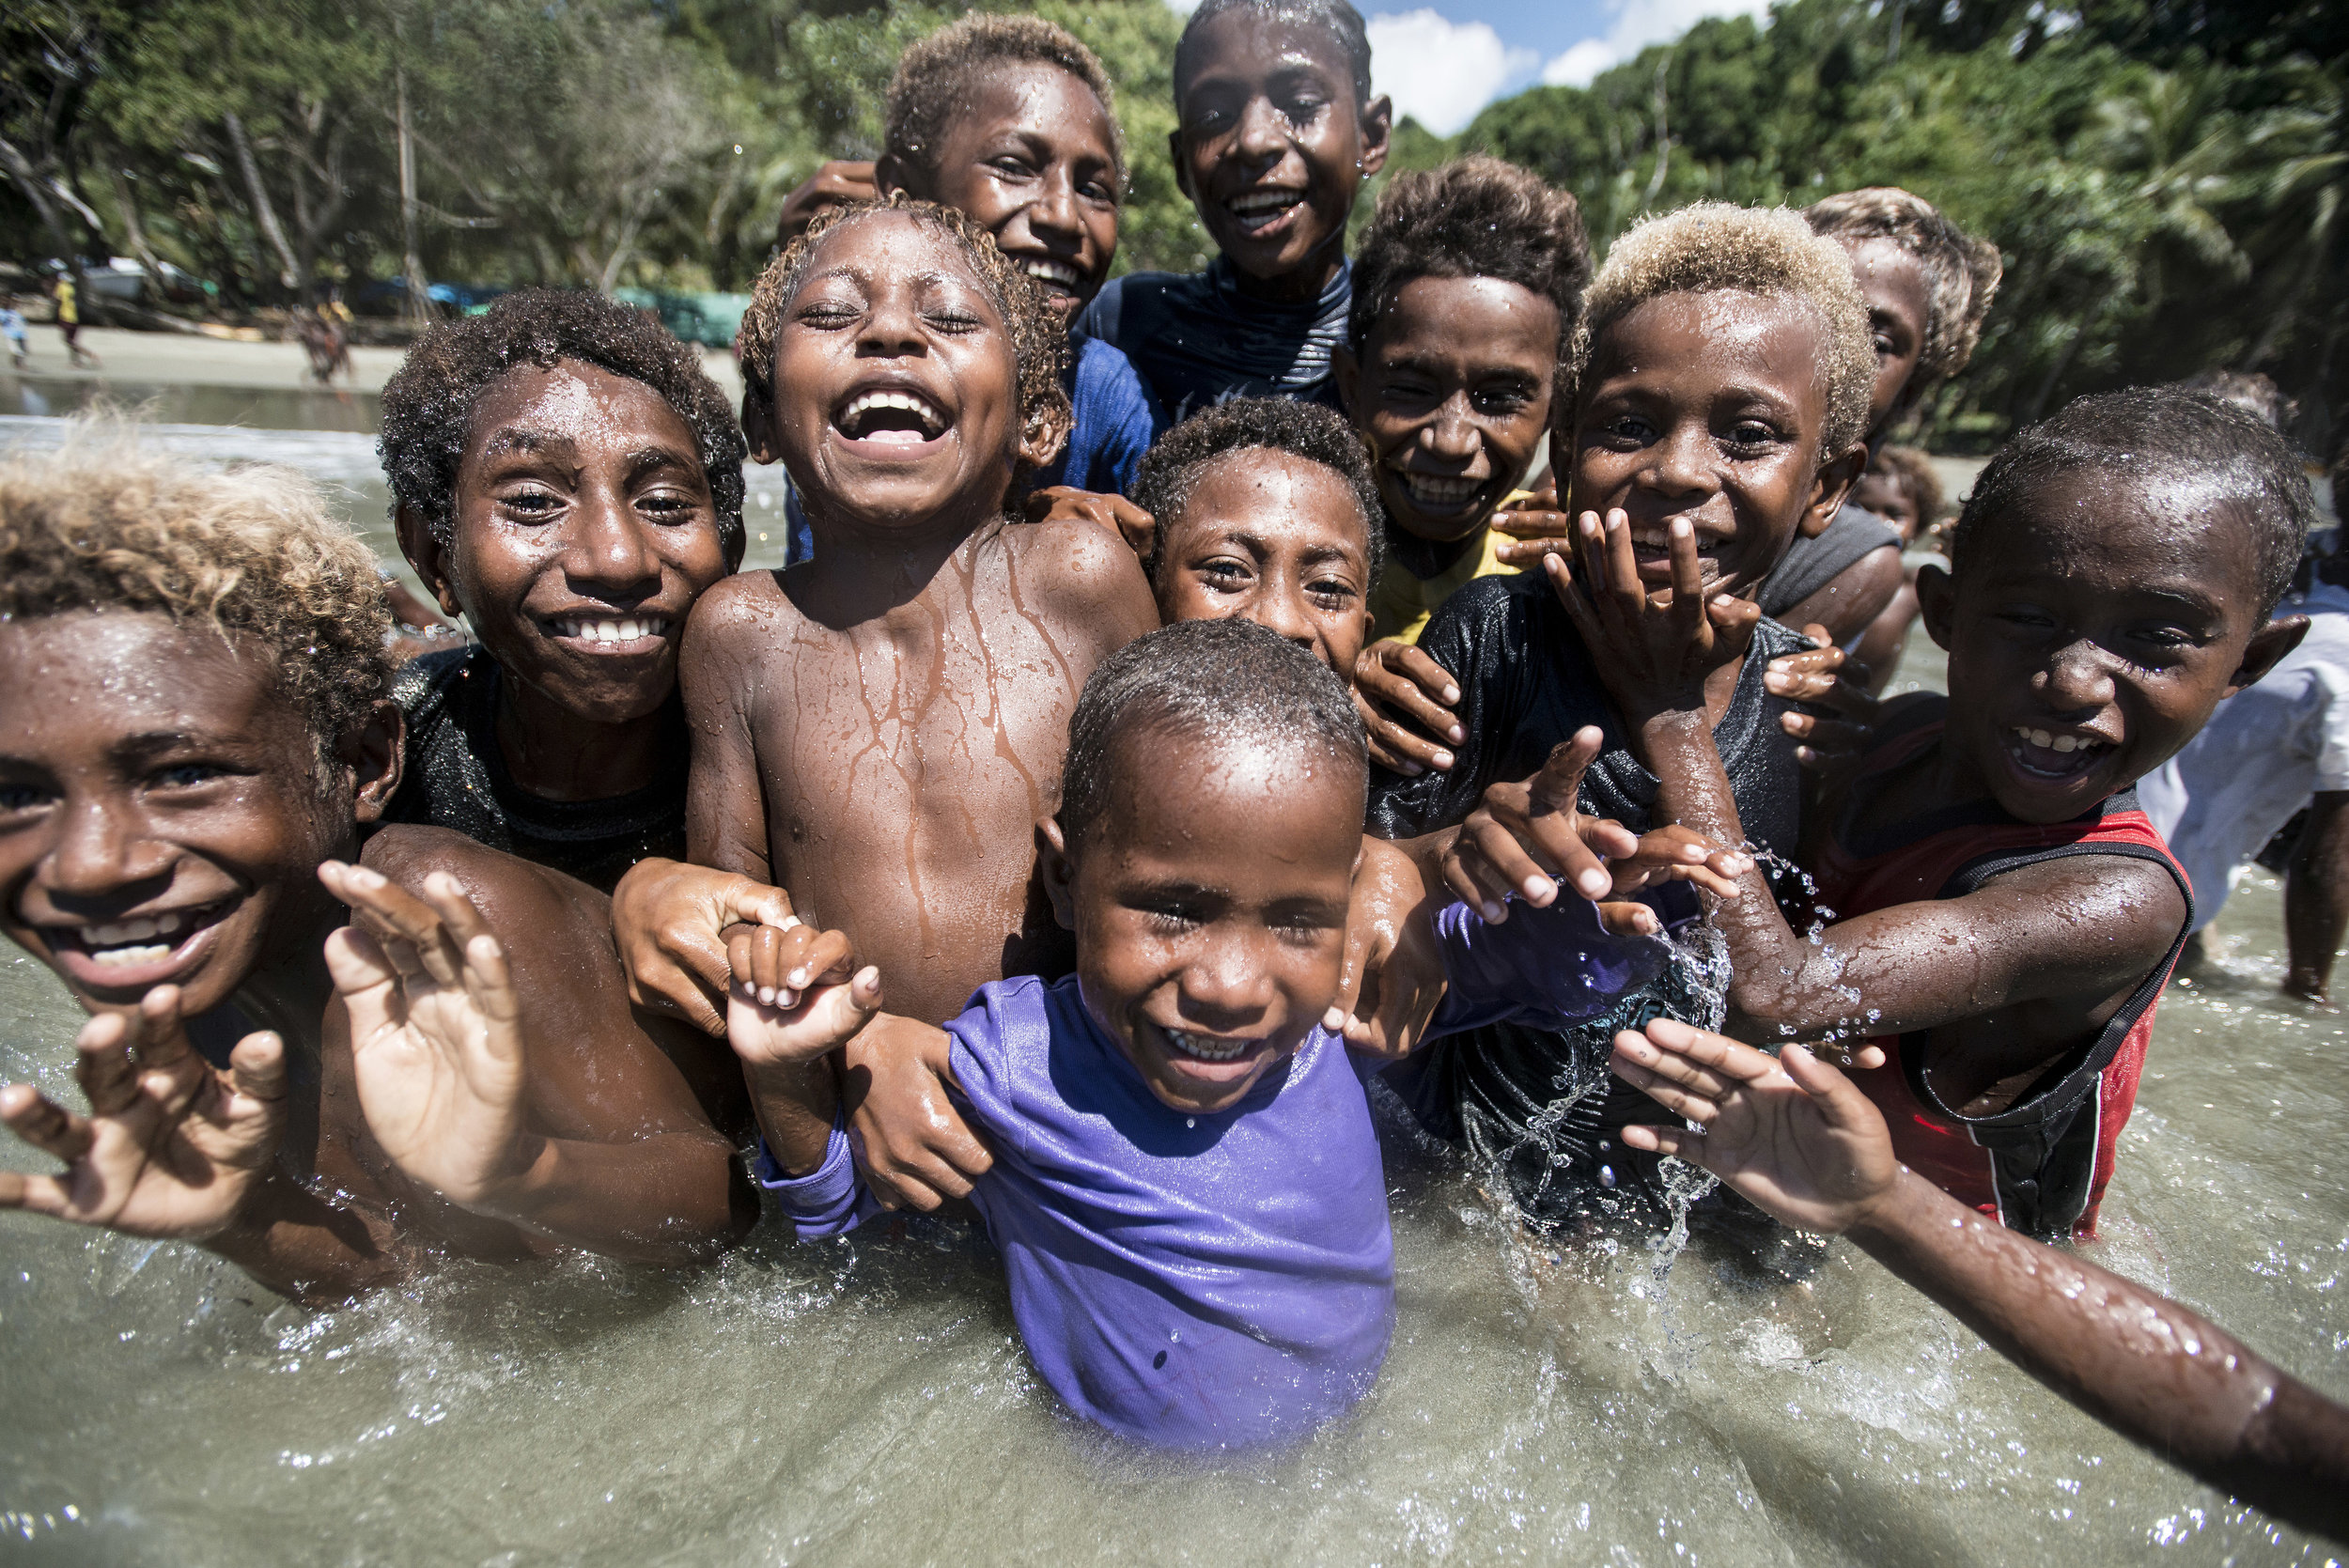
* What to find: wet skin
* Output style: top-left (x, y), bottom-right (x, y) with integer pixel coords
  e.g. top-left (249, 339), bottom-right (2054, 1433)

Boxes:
top-left (1627, 470), bottom-right (2305, 1113)
top-left (1336, 274), bottom-right (1557, 574)
top-left (687, 209), bottom-right (1157, 1028)
top-left (1153, 450), bottom-right (1375, 677)
top-left (1040, 727), bottom-right (1363, 1115)
top-left (0, 614), bottom-right (746, 1292)
top-left (397, 361), bottom-right (729, 803)
top-left (1837, 236), bottom-right (1932, 440)
top-left (1171, 10), bottom-right (1391, 303)
top-left (879, 61), bottom-right (1121, 328)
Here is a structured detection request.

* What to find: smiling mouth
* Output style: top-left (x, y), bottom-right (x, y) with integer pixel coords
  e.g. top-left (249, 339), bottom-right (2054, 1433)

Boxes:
top-left (544, 613), bottom-right (670, 651)
top-left (1398, 472), bottom-right (1487, 514)
top-left (41, 899), bottom-right (235, 986)
top-left (1163, 1027), bottom-right (1259, 1063)
top-left (2007, 725), bottom-right (2114, 780)
top-left (1015, 256), bottom-right (1085, 295)
top-left (1226, 188), bottom-right (1304, 236)
top-left (832, 387), bottom-right (950, 450)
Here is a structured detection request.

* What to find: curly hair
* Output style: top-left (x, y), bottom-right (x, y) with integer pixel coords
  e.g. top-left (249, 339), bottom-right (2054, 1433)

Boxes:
top-left (885, 15), bottom-right (1124, 192)
top-left (737, 195), bottom-right (1071, 488)
top-left (1869, 443), bottom-right (1946, 526)
top-left (379, 288), bottom-right (746, 565)
top-left (1349, 156), bottom-right (1589, 383)
top-left (1954, 386), bottom-right (2314, 620)
top-left (2177, 368), bottom-right (2297, 433)
top-left (1060, 617), bottom-right (1365, 850)
top-left (1575, 202), bottom-right (1876, 457)
top-left (1130, 396), bottom-right (1384, 588)
top-left (1175, 0), bottom-right (1374, 106)
top-left (0, 425), bottom-right (392, 765)
top-left (1804, 187), bottom-right (2002, 395)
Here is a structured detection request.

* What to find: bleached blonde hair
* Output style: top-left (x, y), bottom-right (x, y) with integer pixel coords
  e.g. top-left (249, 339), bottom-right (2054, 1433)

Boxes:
top-left (0, 422), bottom-right (393, 759)
top-left (1573, 202), bottom-right (1876, 456)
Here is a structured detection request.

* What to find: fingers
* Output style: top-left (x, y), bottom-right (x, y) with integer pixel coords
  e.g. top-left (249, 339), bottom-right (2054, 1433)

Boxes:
top-left (1596, 900), bottom-right (1663, 936)
top-left (727, 923), bottom-right (852, 1008)
top-left (1641, 1017), bottom-right (1788, 1087)
top-left (225, 1031), bottom-right (290, 1107)
top-left (70, 1010), bottom-right (142, 1116)
top-left (1616, 1124), bottom-right (1712, 1167)
top-left (1354, 687), bottom-right (1454, 776)
top-left (1527, 728), bottom-right (1601, 815)
top-left (320, 861), bottom-right (462, 988)
top-left (0, 1080), bottom-right (94, 1168)
top-left (1667, 515), bottom-right (1706, 615)
top-left (717, 878), bottom-right (798, 932)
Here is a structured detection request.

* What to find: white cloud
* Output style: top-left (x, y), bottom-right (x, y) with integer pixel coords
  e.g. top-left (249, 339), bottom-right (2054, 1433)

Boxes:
top-left (1540, 0), bottom-right (1775, 90)
top-left (1364, 10), bottom-right (1537, 135)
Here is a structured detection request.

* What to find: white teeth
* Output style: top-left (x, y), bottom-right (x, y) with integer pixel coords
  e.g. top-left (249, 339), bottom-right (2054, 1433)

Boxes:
top-left (554, 616), bottom-right (665, 644)
top-left (839, 389), bottom-right (945, 437)
top-left (87, 942), bottom-right (171, 967)
top-left (2014, 726), bottom-right (2102, 756)
top-left (2053, 735), bottom-right (2078, 753)
top-left (1404, 474), bottom-right (1483, 505)
top-left (81, 910), bottom-right (186, 946)
top-left (1165, 1029), bottom-right (1251, 1063)
top-left (1229, 189), bottom-right (1302, 214)
top-left (1019, 258), bottom-right (1082, 289)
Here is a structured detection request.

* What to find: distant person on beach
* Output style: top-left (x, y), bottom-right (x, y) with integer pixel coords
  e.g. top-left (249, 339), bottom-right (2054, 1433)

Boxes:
top-left (2, 296), bottom-right (29, 369)
top-left (0, 434), bottom-right (753, 1303)
top-left (52, 275), bottom-right (98, 369)
top-left (374, 289), bottom-right (745, 897)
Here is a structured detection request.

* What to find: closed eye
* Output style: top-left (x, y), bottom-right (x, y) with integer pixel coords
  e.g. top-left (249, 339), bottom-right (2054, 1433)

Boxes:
top-left (0, 780), bottom-right (54, 813)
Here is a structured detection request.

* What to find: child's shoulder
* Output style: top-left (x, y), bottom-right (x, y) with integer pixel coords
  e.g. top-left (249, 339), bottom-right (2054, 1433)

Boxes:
top-left (359, 823), bottom-right (606, 941)
top-left (992, 515), bottom-right (1158, 637)
top-left (680, 567), bottom-right (796, 646)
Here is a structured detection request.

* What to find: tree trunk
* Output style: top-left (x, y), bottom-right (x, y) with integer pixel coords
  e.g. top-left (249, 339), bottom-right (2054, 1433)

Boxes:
top-left (224, 111), bottom-right (301, 293)
top-left (396, 64), bottom-right (431, 321)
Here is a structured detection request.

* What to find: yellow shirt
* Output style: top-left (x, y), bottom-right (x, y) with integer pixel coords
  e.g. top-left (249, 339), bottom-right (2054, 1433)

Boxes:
top-left (1367, 490), bottom-right (1533, 645)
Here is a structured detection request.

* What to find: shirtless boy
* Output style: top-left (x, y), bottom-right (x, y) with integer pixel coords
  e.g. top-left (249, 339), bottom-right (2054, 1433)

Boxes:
top-left (1558, 387), bottom-right (2310, 1236)
top-left (0, 441), bottom-right (751, 1302)
top-left (1369, 202), bottom-right (1875, 1224)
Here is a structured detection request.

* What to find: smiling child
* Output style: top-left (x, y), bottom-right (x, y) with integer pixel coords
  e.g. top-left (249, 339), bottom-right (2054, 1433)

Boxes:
top-left (1367, 202), bottom-right (1875, 1225)
top-left (722, 618), bottom-right (1688, 1448)
top-left (1076, 0), bottom-right (1391, 419)
top-left (0, 437), bottom-right (751, 1301)
top-left (1133, 396), bottom-right (1381, 678)
top-left (1609, 388), bottom-right (2310, 1236)
top-left (377, 290), bottom-right (745, 893)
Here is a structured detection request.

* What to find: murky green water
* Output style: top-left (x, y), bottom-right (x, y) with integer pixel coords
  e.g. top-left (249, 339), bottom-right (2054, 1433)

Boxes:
top-left (0, 421), bottom-right (2341, 1565)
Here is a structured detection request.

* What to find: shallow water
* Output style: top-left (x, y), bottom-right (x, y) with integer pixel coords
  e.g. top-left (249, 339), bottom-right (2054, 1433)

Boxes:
top-left (1, 424), bottom-right (2344, 1564)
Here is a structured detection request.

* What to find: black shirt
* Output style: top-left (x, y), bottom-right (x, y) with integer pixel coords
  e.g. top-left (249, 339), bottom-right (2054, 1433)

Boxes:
top-left (380, 645), bottom-right (689, 893)
top-left (1369, 573), bottom-right (1812, 1226)
top-left (1755, 503), bottom-right (1900, 621)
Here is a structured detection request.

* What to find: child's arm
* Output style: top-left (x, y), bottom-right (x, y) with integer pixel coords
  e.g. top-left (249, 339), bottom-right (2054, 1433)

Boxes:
top-left (680, 580), bottom-right (780, 886)
top-left (1549, 513), bottom-right (2182, 1075)
top-left (322, 860), bottom-right (752, 1265)
top-left (1608, 1019), bottom-right (2349, 1542)
top-left (611, 858), bottom-right (801, 1037)
top-left (0, 986), bottom-right (406, 1304)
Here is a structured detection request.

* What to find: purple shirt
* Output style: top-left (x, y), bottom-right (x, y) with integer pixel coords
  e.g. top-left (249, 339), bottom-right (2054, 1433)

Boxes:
top-left (757, 894), bottom-right (1682, 1449)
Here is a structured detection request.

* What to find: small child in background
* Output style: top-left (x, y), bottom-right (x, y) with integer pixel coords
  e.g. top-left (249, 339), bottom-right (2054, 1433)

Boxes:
top-left (1077, 0), bottom-right (1391, 419)
top-left (1131, 396), bottom-right (1380, 679)
top-left (724, 619), bottom-right (1698, 1450)
top-left (1, 297), bottom-right (28, 368)
top-left (1593, 387), bottom-right (2309, 1237)
top-left (1841, 443), bottom-right (1946, 690)
top-left (1368, 202), bottom-right (1875, 1226)
top-left (1332, 157), bottom-right (1589, 775)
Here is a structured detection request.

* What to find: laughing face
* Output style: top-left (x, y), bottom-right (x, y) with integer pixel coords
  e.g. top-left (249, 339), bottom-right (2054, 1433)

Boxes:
top-left (0, 614), bottom-right (387, 1016)
top-left (1171, 11), bottom-right (1390, 301)
top-left (1919, 469), bottom-right (2302, 823)
top-left (1154, 449), bottom-right (1374, 677)
top-left (894, 61), bottom-right (1121, 328)
top-left (1045, 725), bottom-right (1361, 1116)
top-left (1567, 289), bottom-right (1853, 603)
top-left (407, 360), bottom-right (727, 729)
top-left (1340, 274), bottom-right (1557, 545)
top-left (763, 210), bottom-right (1042, 535)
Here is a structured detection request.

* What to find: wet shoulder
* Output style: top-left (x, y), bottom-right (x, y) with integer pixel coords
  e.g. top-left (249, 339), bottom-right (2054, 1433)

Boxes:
top-left (358, 823), bottom-right (609, 955)
top-left (994, 515), bottom-right (1158, 643)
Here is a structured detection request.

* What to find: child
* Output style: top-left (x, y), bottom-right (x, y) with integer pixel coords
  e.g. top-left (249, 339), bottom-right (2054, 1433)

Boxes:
top-left (1132, 396), bottom-right (1381, 679)
top-left (1076, 0), bottom-right (1391, 420)
top-left (1332, 155), bottom-right (1589, 774)
top-left (726, 618), bottom-right (1694, 1449)
top-left (1841, 443), bottom-right (1945, 691)
top-left (1579, 387), bottom-right (2310, 1237)
top-left (775, 16), bottom-right (1159, 512)
top-left (377, 289), bottom-right (745, 893)
top-left (1367, 202), bottom-right (1875, 1226)
top-left (2, 295), bottom-right (28, 369)
top-left (679, 196), bottom-right (1159, 1034)
top-left (0, 437), bottom-right (752, 1302)
top-left (1754, 188), bottom-right (2002, 644)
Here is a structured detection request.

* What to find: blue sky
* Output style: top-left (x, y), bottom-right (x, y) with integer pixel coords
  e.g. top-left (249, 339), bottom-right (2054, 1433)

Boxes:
top-left (1165, 0), bottom-right (1776, 135)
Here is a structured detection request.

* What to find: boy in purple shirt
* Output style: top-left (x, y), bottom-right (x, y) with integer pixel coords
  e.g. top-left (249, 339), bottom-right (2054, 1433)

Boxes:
top-left (722, 618), bottom-right (1715, 1449)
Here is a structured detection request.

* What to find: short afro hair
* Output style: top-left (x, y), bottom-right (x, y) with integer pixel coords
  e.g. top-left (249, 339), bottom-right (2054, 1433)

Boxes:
top-left (885, 15), bottom-right (1123, 192)
top-left (1576, 202), bottom-right (1876, 458)
top-left (1176, 0), bottom-right (1373, 107)
top-left (1953, 386), bottom-right (2314, 620)
top-left (0, 422), bottom-right (392, 766)
top-left (1059, 616), bottom-right (1365, 850)
top-left (736, 196), bottom-right (1070, 496)
top-left (1349, 156), bottom-right (1589, 388)
top-left (1129, 397), bottom-right (1384, 588)
top-left (1805, 187), bottom-right (2002, 394)
top-left (380, 288), bottom-right (746, 566)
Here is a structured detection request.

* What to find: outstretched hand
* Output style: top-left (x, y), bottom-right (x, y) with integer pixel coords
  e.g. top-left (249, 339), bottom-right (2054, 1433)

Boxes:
top-left (1327, 835), bottom-right (1447, 1060)
top-left (723, 921), bottom-right (880, 1069)
top-left (1353, 638), bottom-right (1465, 776)
top-left (0, 986), bottom-right (288, 1241)
top-left (1608, 1018), bottom-right (1899, 1234)
top-left (321, 860), bottom-right (535, 1211)
top-left (1546, 509), bottom-right (1761, 724)
top-left (1765, 624), bottom-right (1883, 770)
